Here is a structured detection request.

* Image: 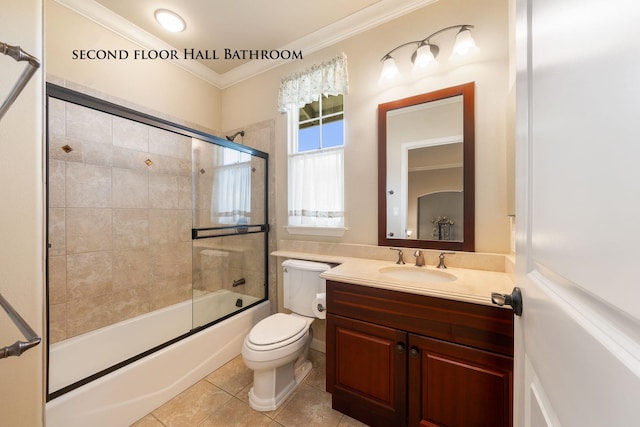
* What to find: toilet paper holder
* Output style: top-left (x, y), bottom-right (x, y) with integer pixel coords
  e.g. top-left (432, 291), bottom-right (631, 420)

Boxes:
top-left (312, 292), bottom-right (327, 319)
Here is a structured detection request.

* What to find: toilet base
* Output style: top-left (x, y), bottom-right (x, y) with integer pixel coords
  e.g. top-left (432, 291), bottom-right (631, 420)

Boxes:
top-left (247, 356), bottom-right (313, 411)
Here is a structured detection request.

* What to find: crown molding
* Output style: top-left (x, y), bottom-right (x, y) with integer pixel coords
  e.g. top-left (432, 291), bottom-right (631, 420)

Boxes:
top-left (54, 0), bottom-right (438, 89)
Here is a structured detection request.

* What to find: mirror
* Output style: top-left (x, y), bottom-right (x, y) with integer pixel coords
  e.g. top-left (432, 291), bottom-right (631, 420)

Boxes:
top-left (378, 82), bottom-right (475, 251)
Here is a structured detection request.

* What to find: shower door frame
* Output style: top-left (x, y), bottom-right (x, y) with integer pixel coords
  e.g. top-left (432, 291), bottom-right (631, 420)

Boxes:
top-left (45, 83), bottom-right (269, 400)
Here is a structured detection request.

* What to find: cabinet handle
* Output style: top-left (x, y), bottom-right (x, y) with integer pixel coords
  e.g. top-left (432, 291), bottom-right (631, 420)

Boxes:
top-left (410, 347), bottom-right (419, 358)
top-left (396, 343), bottom-right (405, 353)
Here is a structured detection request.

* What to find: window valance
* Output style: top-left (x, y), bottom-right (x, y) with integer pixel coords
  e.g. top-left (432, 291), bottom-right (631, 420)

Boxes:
top-left (277, 53), bottom-right (349, 113)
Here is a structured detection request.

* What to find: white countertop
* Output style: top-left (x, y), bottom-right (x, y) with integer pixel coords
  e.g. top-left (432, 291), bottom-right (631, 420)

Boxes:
top-left (273, 250), bottom-right (515, 307)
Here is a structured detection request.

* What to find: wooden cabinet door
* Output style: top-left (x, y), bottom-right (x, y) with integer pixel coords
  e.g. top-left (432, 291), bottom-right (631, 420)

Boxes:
top-left (327, 313), bottom-right (407, 427)
top-left (408, 334), bottom-right (513, 427)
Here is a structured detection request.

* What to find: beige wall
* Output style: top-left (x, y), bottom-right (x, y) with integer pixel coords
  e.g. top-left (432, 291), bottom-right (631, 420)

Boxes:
top-left (0, 0), bottom-right (45, 425)
top-left (45, 0), bottom-right (222, 133)
top-left (222, 0), bottom-right (511, 254)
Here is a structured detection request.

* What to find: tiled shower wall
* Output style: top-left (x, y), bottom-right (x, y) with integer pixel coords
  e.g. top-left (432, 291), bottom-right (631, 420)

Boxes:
top-left (47, 98), bottom-right (193, 344)
top-left (193, 234), bottom-right (266, 301)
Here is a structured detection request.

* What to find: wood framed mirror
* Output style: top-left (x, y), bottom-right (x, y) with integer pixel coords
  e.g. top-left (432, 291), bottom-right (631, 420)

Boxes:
top-left (378, 82), bottom-right (475, 251)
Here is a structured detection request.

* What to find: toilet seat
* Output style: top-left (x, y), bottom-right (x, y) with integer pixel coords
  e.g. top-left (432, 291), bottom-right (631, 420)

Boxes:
top-left (246, 313), bottom-right (309, 351)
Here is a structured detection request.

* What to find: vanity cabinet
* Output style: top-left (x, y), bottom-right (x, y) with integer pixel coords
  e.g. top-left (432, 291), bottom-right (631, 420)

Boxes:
top-left (326, 280), bottom-right (514, 427)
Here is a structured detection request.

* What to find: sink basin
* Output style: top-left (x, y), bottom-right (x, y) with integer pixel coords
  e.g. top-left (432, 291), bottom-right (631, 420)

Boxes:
top-left (378, 266), bottom-right (456, 283)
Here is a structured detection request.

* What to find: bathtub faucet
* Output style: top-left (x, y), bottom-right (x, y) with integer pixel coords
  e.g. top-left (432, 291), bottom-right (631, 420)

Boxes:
top-left (233, 278), bottom-right (246, 287)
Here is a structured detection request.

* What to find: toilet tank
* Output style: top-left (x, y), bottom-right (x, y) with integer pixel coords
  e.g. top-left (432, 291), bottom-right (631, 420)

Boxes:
top-left (282, 259), bottom-right (332, 316)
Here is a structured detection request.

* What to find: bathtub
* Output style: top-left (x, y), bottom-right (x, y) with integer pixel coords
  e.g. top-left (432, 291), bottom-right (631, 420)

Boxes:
top-left (46, 290), bottom-right (269, 427)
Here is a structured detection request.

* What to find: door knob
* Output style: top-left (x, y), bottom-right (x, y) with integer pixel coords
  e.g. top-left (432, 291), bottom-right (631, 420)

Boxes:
top-left (410, 347), bottom-right (419, 358)
top-left (491, 287), bottom-right (523, 316)
top-left (396, 343), bottom-right (405, 353)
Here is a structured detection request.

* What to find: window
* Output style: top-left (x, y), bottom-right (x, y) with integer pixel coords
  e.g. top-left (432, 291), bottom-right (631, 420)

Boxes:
top-left (222, 147), bottom-right (251, 165)
top-left (297, 95), bottom-right (344, 152)
top-left (212, 145), bottom-right (252, 225)
top-left (277, 53), bottom-right (348, 234)
top-left (288, 94), bottom-right (345, 230)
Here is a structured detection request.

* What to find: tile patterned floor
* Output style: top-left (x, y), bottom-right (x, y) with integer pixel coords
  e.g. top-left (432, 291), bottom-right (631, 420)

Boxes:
top-left (130, 350), bottom-right (369, 427)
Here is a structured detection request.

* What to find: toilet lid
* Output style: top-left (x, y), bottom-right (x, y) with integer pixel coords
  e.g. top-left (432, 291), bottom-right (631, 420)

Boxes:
top-left (247, 313), bottom-right (308, 350)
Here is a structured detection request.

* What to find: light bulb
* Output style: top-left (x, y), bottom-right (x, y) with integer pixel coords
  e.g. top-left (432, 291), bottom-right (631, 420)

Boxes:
top-left (379, 56), bottom-right (400, 83)
top-left (451, 27), bottom-right (477, 58)
top-left (412, 43), bottom-right (439, 72)
top-left (414, 44), bottom-right (435, 67)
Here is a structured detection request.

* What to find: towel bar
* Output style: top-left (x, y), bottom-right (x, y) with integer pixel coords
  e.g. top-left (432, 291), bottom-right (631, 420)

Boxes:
top-left (0, 41), bottom-right (40, 122)
top-left (0, 293), bottom-right (41, 359)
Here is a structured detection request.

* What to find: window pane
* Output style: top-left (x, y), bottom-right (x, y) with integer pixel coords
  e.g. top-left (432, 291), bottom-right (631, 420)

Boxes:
top-left (298, 120), bottom-right (320, 152)
top-left (322, 118), bottom-right (344, 148)
top-left (324, 113), bottom-right (343, 125)
top-left (299, 99), bottom-right (320, 121)
top-left (223, 147), bottom-right (251, 165)
top-left (322, 94), bottom-right (343, 115)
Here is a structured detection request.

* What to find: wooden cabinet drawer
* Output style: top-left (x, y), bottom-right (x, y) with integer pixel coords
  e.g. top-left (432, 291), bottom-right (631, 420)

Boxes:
top-left (327, 280), bottom-right (514, 357)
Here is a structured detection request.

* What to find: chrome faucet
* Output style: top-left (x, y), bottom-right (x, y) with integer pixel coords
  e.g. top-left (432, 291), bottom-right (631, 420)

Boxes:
top-left (437, 252), bottom-right (455, 269)
top-left (390, 248), bottom-right (405, 264)
top-left (413, 250), bottom-right (425, 267)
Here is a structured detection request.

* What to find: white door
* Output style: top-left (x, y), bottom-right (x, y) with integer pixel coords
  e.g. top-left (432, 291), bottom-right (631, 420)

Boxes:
top-left (510, 0), bottom-right (640, 425)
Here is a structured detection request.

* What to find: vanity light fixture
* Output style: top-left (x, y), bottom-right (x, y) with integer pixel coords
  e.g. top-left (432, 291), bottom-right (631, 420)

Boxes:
top-left (379, 24), bottom-right (477, 83)
top-left (154, 9), bottom-right (186, 33)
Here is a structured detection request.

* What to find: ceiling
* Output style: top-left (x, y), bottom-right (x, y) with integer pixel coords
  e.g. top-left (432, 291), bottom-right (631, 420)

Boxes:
top-left (57, 0), bottom-right (438, 88)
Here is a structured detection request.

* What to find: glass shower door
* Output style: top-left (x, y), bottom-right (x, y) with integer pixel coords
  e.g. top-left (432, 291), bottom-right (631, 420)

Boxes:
top-left (191, 138), bottom-right (268, 328)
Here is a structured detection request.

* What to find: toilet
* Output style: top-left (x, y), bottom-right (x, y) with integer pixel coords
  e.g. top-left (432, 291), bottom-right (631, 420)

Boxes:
top-left (241, 259), bottom-right (331, 411)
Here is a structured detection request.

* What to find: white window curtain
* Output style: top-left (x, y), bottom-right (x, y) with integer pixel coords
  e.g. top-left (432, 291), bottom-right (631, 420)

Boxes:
top-left (278, 53), bottom-right (349, 113)
top-left (288, 149), bottom-right (344, 227)
top-left (211, 162), bottom-right (252, 225)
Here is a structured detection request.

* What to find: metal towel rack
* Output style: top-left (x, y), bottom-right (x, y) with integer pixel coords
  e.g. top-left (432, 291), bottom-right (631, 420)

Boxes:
top-left (0, 40), bottom-right (40, 122)
top-left (0, 293), bottom-right (41, 359)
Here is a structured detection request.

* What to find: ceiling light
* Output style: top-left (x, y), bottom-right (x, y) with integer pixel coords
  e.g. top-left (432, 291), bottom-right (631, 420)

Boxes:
top-left (379, 24), bottom-right (477, 82)
top-left (154, 9), bottom-right (186, 33)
